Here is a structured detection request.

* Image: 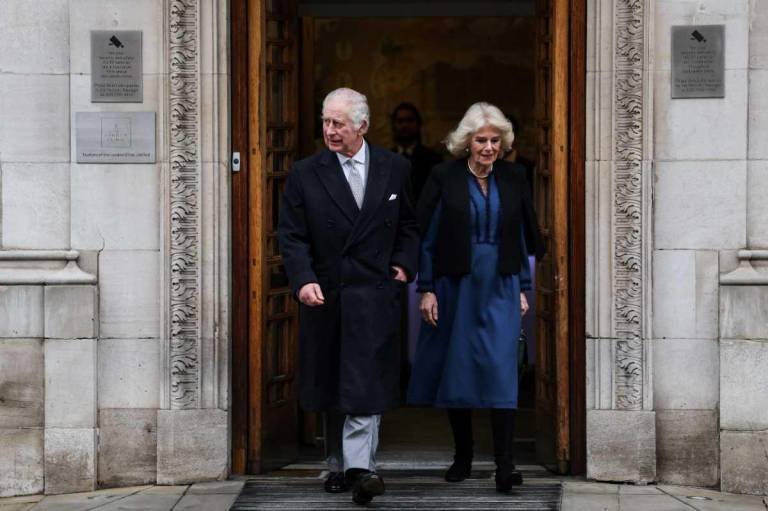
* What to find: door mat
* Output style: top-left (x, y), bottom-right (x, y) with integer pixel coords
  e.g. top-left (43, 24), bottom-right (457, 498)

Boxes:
top-left (231, 469), bottom-right (561, 510)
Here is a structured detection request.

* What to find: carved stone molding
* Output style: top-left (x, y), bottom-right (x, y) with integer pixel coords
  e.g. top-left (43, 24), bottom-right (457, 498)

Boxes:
top-left (0, 250), bottom-right (96, 285)
top-left (168, 0), bottom-right (201, 410)
top-left (613, 0), bottom-right (645, 410)
top-left (721, 250), bottom-right (768, 286)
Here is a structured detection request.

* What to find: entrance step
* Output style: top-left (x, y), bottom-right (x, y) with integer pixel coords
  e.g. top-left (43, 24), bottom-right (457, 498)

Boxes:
top-left (230, 468), bottom-right (561, 510)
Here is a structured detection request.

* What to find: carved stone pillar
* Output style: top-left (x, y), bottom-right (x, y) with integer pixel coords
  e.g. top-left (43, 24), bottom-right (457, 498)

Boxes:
top-left (585, 0), bottom-right (656, 483)
top-left (156, 0), bottom-right (230, 483)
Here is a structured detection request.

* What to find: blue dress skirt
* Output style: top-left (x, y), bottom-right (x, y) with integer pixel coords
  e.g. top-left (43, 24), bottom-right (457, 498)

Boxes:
top-left (407, 173), bottom-right (531, 409)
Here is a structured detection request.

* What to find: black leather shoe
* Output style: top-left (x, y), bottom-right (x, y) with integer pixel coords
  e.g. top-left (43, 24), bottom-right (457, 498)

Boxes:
top-left (445, 459), bottom-right (472, 482)
top-left (495, 469), bottom-right (523, 492)
top-left (351, 471), bottom-right (385, 505)
top-left (324, 471), bottom-right (350, 493)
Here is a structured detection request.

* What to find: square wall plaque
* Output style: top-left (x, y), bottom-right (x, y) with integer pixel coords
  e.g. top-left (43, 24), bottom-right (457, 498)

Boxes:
top-left (91, 30), bottom-right (143, 102)
top-left (76, 112), bottom-right (155, 163)
top-left (672, 25), bottom-right (725, 99)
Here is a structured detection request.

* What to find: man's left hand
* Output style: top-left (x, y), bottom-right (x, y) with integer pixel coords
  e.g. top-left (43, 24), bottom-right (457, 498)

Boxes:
top-left (391, 265), bottom-right (407, 282)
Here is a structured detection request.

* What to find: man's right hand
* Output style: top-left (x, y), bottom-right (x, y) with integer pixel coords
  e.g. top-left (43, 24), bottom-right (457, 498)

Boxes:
top-left (298, 283), bottom-right (325, 306)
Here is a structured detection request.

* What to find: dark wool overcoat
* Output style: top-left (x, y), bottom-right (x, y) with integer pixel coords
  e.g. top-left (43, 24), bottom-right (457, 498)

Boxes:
top-left (278, 143), bottom-right (420, 415)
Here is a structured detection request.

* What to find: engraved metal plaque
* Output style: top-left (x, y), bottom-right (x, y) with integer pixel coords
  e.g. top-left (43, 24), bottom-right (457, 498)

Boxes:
top-left (76, 112), bottom-right (156, 163)
top-left (91, 30), bottom-right (143, 102)
top-left (672, 25), bottom-right (725, 99)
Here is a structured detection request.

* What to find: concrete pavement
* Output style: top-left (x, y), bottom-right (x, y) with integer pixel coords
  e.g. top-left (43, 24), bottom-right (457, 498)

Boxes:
top-left (2, 478), bottom-right (767, 510)
top-left (560, 481), bottom-right (768, 511)
top-left (0, 481), bottom-right (244, 511)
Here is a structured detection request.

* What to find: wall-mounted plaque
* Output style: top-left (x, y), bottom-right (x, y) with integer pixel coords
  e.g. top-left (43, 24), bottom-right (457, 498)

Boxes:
top-left (91, 30), bottom-right (142, 102)
top-left (672, 25), bottom-right (725, 99)
top-left (76, 112), bottom-right (155, 163)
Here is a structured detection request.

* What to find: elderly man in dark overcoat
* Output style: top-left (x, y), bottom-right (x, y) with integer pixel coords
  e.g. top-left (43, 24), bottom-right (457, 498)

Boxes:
top-left (278, 87), bottom-right (419, 505)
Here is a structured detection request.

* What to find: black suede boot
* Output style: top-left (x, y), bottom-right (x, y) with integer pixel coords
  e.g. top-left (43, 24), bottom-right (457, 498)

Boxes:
top-left (491, 408), bottom-right (523, 492)
top-left (445, 408), bottom-right (473, 482)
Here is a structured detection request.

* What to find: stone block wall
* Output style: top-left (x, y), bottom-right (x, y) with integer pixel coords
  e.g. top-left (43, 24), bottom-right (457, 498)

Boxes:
top-left (0, 253), bottom-right (98, 497)
top-left (719, 254), bottom-right (768, 495)
top-left (0, 0), bottom-right (71, 249)
top-left (586, 0), bottom-right (768, 494)
top-left (0, 0), bottom-right (70, 249)
top-left (648, 0), bottom-right (768, 495)
top-left (650, 0), bottom-right (737, 489)
top-left (4, 0), bottom-right (765, 499)
top-left (0, 0), bottom-right (231, 497)
top-left (0, 317), bottom-right (44, 497)
top-left (70, 2), bottom-right (167, 490)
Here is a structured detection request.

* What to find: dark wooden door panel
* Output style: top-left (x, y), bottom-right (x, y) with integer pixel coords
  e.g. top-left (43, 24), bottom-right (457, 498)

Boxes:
top-left (534, 0), bottom-right (570, 474)
top-left (257, 0), bottom-right (301, 472)
top-left (233, 0), bottom-right (301, 473)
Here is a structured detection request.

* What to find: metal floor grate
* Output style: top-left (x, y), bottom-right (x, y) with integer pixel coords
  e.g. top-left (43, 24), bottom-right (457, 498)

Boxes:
top-left (230, 470), bottom-right (561, 510)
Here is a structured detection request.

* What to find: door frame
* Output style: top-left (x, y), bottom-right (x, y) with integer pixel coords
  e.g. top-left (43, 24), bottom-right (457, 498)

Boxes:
top-left (568, 0), bottom-right (587, 476)
top-left (230, 0), bottom-right (251, 474)
top-left (230, 0), bottom-right (586, 475)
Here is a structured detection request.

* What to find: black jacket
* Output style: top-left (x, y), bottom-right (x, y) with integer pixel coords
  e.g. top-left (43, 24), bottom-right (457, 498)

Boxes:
top-left (277, 143), bottom-right (420, 414)
top-left (416, 158), bottom-right (544, 288)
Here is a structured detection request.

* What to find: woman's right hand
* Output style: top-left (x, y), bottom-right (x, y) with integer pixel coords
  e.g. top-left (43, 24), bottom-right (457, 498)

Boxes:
top-left (420, 292), bottom-right (439, 327)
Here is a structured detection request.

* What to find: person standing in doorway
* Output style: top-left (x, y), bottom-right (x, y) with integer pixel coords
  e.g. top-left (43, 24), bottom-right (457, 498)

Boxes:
top-left (389, 102), bottom-right (443, 395)
top-left (390, 102), bottom-right (443, 202)
top-left (278, 88), bottom-right (419, 505)
top-left (407, 102), bottom-right (543, 493)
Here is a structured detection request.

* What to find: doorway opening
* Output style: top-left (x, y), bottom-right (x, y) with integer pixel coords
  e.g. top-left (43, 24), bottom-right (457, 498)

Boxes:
top-left (230, 0), bottom-right (585, 476)
top-left (303, 13), bottom-right (540, 467)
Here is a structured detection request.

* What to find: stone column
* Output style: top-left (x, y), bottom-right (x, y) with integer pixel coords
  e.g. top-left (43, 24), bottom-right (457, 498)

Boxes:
top-left (585, 0), bottom-right (656, 483)
top-left (719, 252), bottom-right (768, 495)
top-left (0, 251), bottom-right (97, 496)
top-left (44, 284), bottom-right (99, 495)
top-left (156, 0), bottom-right (231, 484)
top-left (717, 1), bottom-right (768, 496)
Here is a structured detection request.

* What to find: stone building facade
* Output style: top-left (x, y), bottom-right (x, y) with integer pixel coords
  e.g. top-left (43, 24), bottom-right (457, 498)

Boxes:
top-left (585, 0), bottom-right (768, 494)
top-left (0, 0), bottom-right (766, 499)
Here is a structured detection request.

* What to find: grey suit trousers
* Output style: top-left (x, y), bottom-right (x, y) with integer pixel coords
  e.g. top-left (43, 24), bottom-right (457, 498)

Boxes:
top-left (325, 412), bottom-right (381, 472)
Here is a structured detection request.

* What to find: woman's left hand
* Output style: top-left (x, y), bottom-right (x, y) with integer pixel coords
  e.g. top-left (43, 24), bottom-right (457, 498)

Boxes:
top-left (520, 292), bottom-right (529, 316)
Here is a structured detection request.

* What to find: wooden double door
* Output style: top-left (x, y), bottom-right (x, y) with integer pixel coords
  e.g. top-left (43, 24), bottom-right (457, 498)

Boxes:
top-left (231, 0), bottom-right (586, 476)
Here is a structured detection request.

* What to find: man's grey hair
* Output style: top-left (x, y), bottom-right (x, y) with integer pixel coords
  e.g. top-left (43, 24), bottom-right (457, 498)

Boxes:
top-left (444, 102), bottom-right (514, 157)
top-left (322, 88), bottom-right (370, 129)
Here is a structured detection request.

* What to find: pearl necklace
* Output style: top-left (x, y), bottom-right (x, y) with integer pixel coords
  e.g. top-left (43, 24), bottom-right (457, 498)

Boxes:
top-left (467, 161), bottom-right (493, 179)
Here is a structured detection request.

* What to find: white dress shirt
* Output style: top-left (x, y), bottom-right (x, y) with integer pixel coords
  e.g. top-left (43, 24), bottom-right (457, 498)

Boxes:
top-left (336, 140), bottom-right (368, 187)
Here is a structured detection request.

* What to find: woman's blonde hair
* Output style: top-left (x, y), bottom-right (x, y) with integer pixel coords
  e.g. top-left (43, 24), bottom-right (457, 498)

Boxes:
top-left (444, 102), bottom-right (514, 157)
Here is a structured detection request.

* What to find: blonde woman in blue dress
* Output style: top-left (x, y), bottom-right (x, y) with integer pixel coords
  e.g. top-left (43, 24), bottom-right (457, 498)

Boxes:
top-left (407, 102), bottom-right (543, 493)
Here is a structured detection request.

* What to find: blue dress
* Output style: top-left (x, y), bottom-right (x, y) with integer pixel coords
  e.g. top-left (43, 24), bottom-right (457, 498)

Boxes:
top-left (407, 173), bottom-right (531, 409)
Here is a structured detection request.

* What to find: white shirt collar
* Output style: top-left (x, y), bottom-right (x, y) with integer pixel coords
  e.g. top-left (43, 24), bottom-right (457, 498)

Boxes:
top-left (336, 140), bottom-right (367, 168)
